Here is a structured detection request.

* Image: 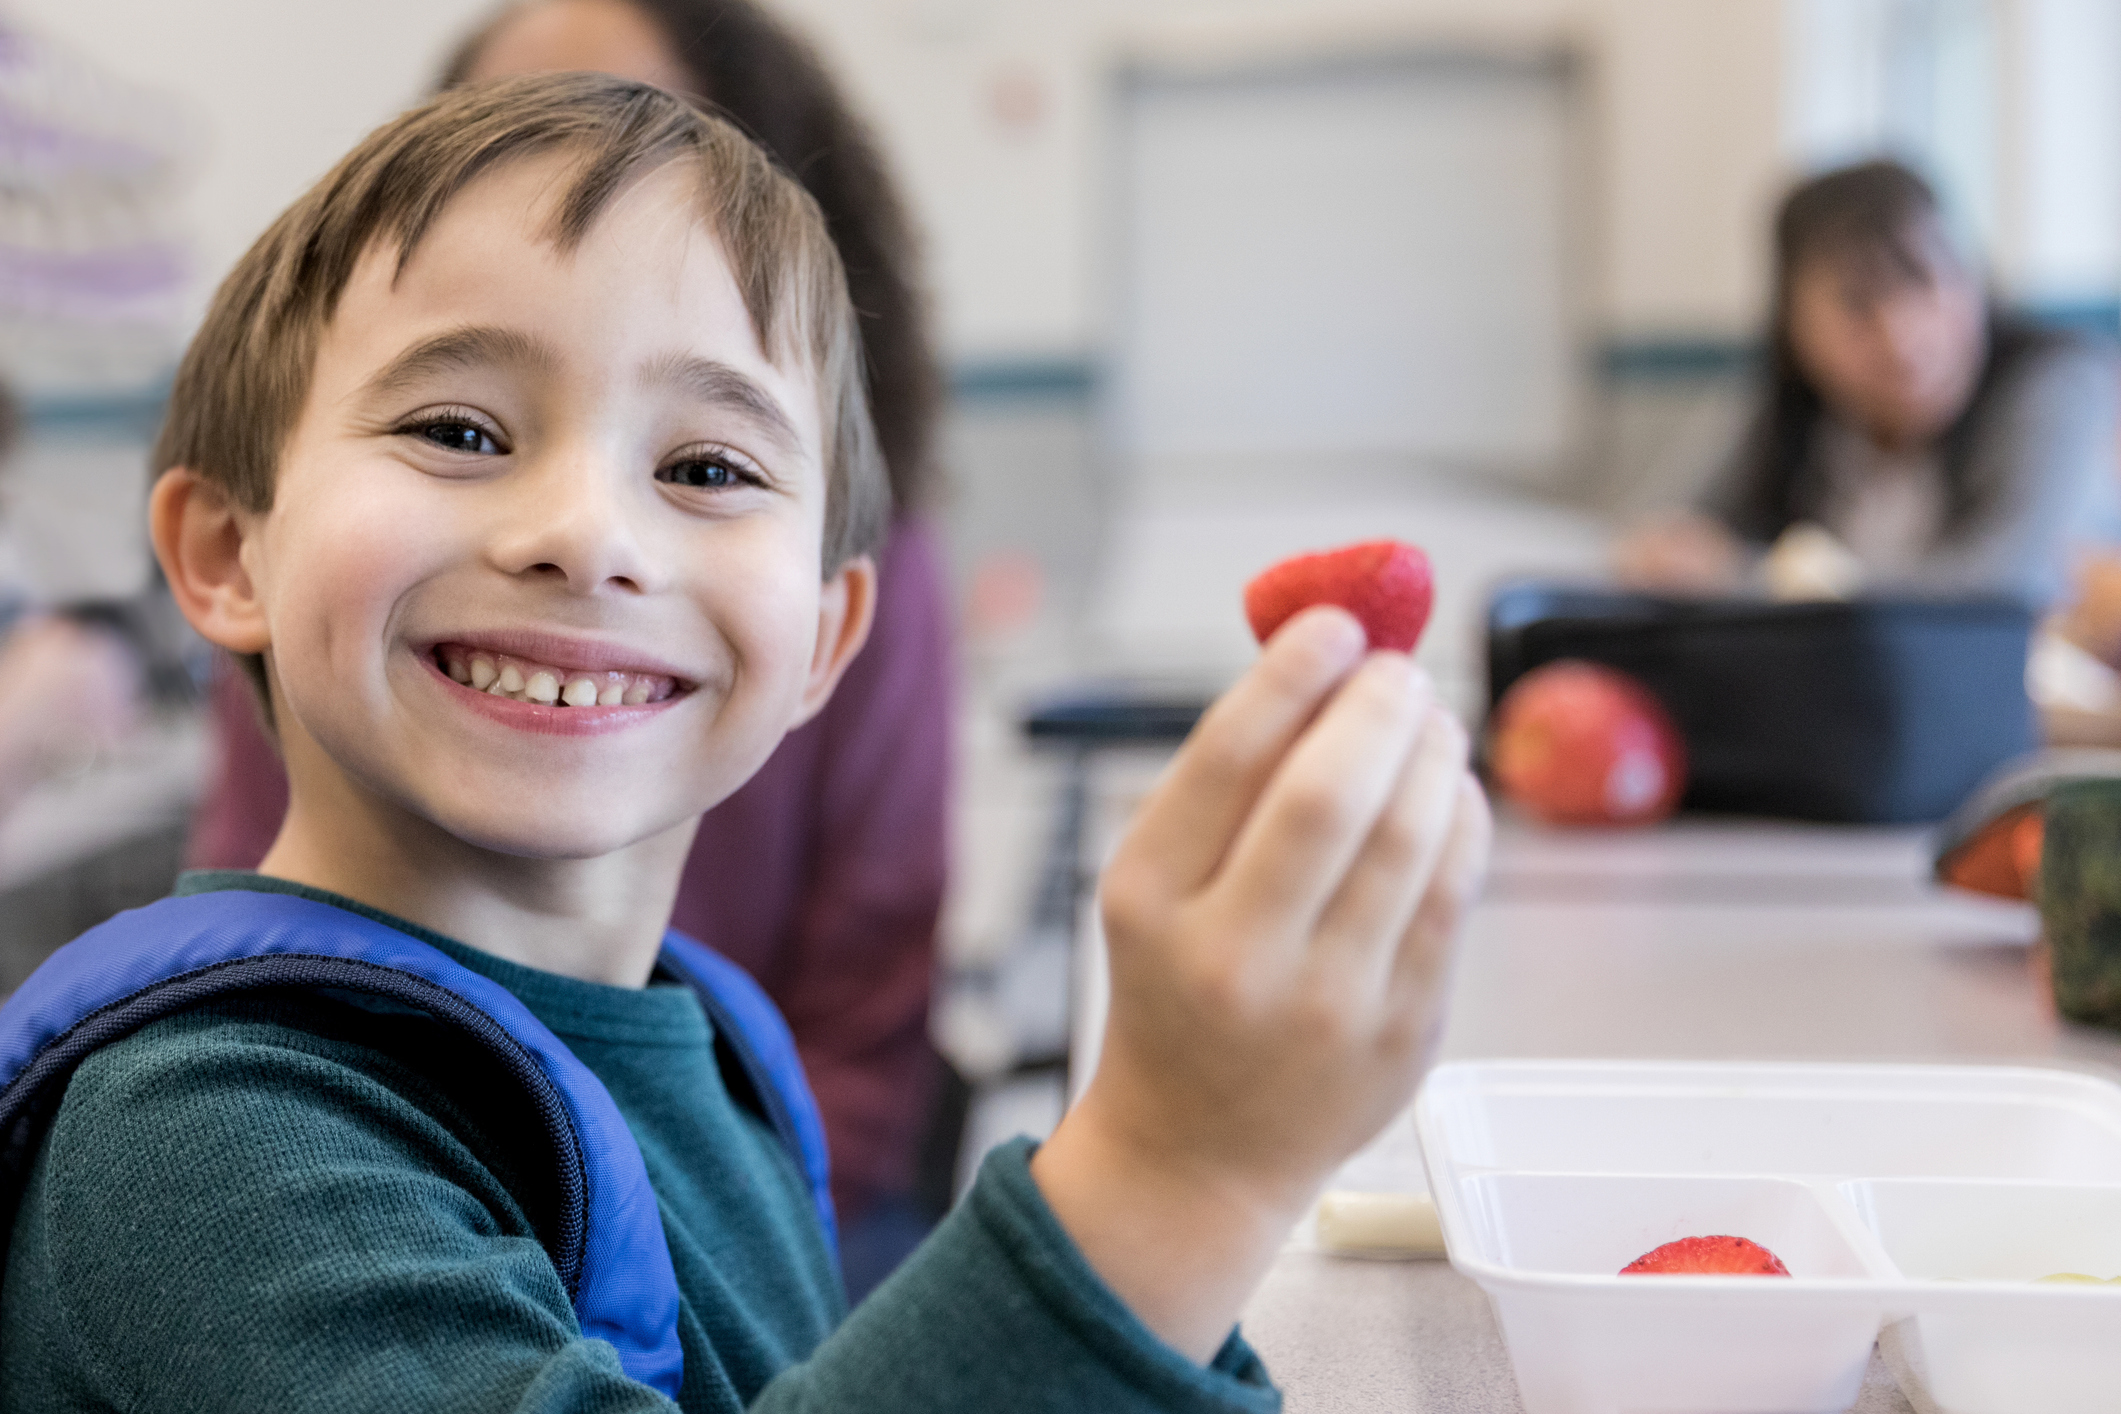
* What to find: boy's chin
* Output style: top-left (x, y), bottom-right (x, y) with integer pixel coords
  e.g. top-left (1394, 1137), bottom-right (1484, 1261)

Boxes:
top-left (420, 791), bottom-right (702, 863)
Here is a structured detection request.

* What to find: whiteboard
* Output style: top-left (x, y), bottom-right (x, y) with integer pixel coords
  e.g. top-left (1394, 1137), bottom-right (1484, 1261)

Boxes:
top-left (1108, 49), bottom-right (1587, 489)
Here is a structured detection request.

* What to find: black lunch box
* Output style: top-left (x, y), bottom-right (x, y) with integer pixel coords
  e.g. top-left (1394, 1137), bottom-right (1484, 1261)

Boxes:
top-left (1485, 584), bottom-right (2038, 824)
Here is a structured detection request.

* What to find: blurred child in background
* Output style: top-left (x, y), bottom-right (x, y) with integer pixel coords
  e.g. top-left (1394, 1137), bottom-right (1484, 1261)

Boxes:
top-left (1617, 160), bottom-right (2119, 607)
top-left (183, 0), bottom-right (953, 1298)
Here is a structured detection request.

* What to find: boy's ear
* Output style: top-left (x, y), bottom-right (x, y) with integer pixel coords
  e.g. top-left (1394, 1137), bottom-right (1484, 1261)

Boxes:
top-left (790, 554), bottom-right (878, 728)
top-left (149, 468), bottom-right (271, 655)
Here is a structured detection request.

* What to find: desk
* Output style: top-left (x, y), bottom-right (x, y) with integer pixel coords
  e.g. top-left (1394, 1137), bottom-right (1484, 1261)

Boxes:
top-left (1238, 818), bottom-right (2121, 1412)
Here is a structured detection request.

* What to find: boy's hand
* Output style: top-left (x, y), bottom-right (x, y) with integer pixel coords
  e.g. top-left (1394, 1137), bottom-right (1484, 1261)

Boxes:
top-left (1031, 606), bottom-right (1490, 1361)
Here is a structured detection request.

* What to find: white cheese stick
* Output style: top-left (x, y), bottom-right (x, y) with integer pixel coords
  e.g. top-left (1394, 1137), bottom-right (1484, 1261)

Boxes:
top-left (1315, 1190), bottom-right (1445, 1258)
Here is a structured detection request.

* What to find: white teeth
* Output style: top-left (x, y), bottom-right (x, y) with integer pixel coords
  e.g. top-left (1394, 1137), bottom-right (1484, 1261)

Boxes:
top-left (445, 648), bottom-right (672, 707)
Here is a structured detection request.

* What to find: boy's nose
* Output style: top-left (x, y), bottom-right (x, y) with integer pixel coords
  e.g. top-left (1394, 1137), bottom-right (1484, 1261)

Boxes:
top-left (489, 453), bottom-right (664, 596)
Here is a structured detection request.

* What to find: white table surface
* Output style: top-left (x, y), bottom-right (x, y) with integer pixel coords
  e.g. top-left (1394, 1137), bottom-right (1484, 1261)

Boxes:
top-left (1237, 816), bottom-right (2121, 1413)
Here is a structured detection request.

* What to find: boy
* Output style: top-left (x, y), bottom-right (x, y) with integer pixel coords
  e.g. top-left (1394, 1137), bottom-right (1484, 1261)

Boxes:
top-left (0, 74), bottom-right (1487, 1412)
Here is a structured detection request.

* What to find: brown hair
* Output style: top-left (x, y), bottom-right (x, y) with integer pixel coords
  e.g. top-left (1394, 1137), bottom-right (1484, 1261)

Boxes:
top-left (441, 0), bottom-right (941, 513)
top-left (1773, 158), bottom-right (1949, 291)
top-left (157, 71), bottom-right (887, 712)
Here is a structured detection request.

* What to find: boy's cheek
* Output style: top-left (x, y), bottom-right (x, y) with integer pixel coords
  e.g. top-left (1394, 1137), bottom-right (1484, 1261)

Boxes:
top-left (709, 538), bottom-right (826, 667)
top-left (256, 454), bottom-right (438, 593)
top-left (264, 517), bottom-right (451, 688)
top-left (254, 451), bottom-right (831, 826)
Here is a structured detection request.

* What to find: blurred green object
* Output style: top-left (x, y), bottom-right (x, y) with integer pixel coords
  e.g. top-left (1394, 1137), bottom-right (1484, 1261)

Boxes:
top-left (2043, 778), bottom-right (2121, 1027)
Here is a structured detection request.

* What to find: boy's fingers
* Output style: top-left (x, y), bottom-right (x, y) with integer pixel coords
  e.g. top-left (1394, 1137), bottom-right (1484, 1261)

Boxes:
top-left (1121, 608), bottom-right (1368, 895)
top-left (1213, 653), bottom-right (1431, 950)
top-left (1305, 706), bottom-right (1471, 1000)
top-left (1384, 775), bottom-right (1492, 1018)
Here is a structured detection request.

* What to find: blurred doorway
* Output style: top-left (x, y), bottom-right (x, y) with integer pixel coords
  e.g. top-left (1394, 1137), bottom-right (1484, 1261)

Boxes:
top-left (1107, 43), bottom-right (1591, 498)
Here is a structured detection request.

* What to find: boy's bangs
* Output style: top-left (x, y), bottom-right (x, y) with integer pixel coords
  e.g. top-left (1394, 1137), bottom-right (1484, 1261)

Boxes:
top-left (377, 107), bottom-right (818, 378)
top-left (323, 81), bottom-right (833, 430)
top-left (158, 71), bottom-right (885, 564)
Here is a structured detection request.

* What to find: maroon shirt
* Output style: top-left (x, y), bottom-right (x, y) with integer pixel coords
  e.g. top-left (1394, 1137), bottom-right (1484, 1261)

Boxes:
top-left (186, 517), bottom-right (954, 1221)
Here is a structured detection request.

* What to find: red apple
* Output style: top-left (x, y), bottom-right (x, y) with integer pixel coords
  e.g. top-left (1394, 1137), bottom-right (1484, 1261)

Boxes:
top-left (1489, 661), bottom-right (1686, 826)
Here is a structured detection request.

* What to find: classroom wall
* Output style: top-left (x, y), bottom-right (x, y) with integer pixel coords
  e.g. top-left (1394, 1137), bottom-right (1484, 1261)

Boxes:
top-left (9, 0), bottom-right (2116, 366)
top-left (6, 0), bottom-right (1792, 362)
top-left (771, 0), bottom-right (1793, 358)
top-left (1992, 0), bottom-right (2121, 305)
top-left (6, 0), bottom-right (496, 335)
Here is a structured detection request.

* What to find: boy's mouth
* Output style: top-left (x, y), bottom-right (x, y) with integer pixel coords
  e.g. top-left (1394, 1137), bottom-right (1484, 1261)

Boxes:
top-left (431, 643), bottom-right (684, 708)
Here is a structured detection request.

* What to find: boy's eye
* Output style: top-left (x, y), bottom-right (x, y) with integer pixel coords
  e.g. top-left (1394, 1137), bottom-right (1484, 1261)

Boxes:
top-left (657, 452), bottom-right (757, 490)
top-left (415, 420), bottom-right (502, 455)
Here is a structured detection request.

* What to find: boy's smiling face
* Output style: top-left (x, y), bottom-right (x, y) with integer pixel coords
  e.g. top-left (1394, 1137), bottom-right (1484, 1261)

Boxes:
top-left (227, 152), bottom-right (861, 860)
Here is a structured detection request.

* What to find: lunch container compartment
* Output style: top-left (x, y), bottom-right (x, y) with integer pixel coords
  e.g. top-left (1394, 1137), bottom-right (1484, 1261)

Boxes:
top-left (1849, 1180), bottom-right (2121, 1414)
top-left (1848, 1178), bottom-right (2121, 1282)
top-left (1460, 1173), bottom-right (1890, 1414)
top-left (1414, 1061), bottom-right (2121, 1414)
top-left (1463, 1173), bottom-right (1884, 1280)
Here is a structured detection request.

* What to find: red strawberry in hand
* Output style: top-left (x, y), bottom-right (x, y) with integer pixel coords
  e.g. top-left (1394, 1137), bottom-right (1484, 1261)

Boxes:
top-left (1621, 1236), bottom-right (1790, 1277)
top-left (1244, 540), bottom-right (1434, 652)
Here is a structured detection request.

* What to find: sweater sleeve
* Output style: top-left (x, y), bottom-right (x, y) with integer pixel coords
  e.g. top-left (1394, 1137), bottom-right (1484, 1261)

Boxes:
top-left (1679, 398), bottom-right (1777, 547)
top-left (1901, 337), bottom-right (2121, 606)
top-left (5, 1004), bottom-right (1278, 1413)
top-left (749, 1139), bottom-right (1282, 1414)
top-left (0, 1001), bottom-right (677, 1414)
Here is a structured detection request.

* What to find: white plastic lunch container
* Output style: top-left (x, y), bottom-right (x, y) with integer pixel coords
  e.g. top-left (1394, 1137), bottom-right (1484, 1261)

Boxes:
top-left (1414, 1060), bottom-right (2121, 1414)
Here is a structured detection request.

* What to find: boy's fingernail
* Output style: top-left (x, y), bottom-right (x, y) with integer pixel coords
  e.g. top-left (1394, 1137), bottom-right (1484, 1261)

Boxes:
top-left (1307, 605), bottom-right (1367, 656)
top-left (1359, 649), bottom-right (1415, 689)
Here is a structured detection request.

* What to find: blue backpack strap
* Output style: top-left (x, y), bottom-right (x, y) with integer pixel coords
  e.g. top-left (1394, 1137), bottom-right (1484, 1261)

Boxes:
top-left (0, 891), bottom-right (683, 1398)
top-left (658, 930), bottom-right (837, 1258)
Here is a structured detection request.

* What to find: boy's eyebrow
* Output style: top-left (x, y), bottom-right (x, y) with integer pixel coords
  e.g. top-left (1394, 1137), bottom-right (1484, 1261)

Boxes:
top-left (640, 353), bottom-right (804, 455)
top-left (360, 326), bottom-right (559, 400)
top-left (359, 330), bottom-right (804, 455)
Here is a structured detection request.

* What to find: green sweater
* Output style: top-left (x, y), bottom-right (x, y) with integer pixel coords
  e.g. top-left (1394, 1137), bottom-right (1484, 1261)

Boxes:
top-left (0, 874), bottom-right (1278, 1413)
